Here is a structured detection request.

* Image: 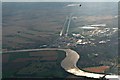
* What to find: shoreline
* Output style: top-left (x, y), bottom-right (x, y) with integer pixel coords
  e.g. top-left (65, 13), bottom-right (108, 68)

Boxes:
top-left (3, 48), bottom-right (119, 79)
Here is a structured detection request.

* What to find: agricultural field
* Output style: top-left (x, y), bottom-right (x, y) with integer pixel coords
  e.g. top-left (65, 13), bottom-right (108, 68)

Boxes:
top-left (83, 66), bottom-right (110, 73)
top-left (2, 3), bottom-right (70, 50)
top-left (2, 50), bottom-right (69, 78)
top-left (2, 2), bottom-right (119, 79)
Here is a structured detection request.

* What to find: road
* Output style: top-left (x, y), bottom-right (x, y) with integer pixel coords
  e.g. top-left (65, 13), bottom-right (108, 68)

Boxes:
top-left (4, 48), bottom-right (119, 79)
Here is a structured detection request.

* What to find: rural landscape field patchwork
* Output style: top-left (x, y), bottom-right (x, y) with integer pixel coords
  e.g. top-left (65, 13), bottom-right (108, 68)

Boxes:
top-left (2, 2), bottom-right (119, 79)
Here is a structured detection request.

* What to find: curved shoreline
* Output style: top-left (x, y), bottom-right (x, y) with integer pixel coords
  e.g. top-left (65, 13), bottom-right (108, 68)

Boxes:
top-left (4, 48), bottom-right (119, 79)
top-left (61, 49), bottom-right (119, 79)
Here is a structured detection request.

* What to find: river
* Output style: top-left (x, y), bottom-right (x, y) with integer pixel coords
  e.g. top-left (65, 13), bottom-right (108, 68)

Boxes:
top-left (4, 48), bottom-right (119, 79)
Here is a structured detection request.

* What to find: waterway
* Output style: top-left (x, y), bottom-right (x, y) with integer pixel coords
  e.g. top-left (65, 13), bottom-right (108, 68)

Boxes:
top-left (4, 48), bottom-right (119, 79)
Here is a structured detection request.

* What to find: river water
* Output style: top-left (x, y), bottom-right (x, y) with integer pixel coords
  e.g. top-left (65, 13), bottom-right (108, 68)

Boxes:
top-left (5, 48), bottom-right (119, 79)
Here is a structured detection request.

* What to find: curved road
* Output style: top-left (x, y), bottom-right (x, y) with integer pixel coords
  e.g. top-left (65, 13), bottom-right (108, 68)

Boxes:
top-left (4, 48), bottom-right (119, 79)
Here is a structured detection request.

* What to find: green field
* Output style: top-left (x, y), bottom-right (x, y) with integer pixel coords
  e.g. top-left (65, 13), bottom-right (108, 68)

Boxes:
top-left (2, 50), bottom-right (69, 78)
